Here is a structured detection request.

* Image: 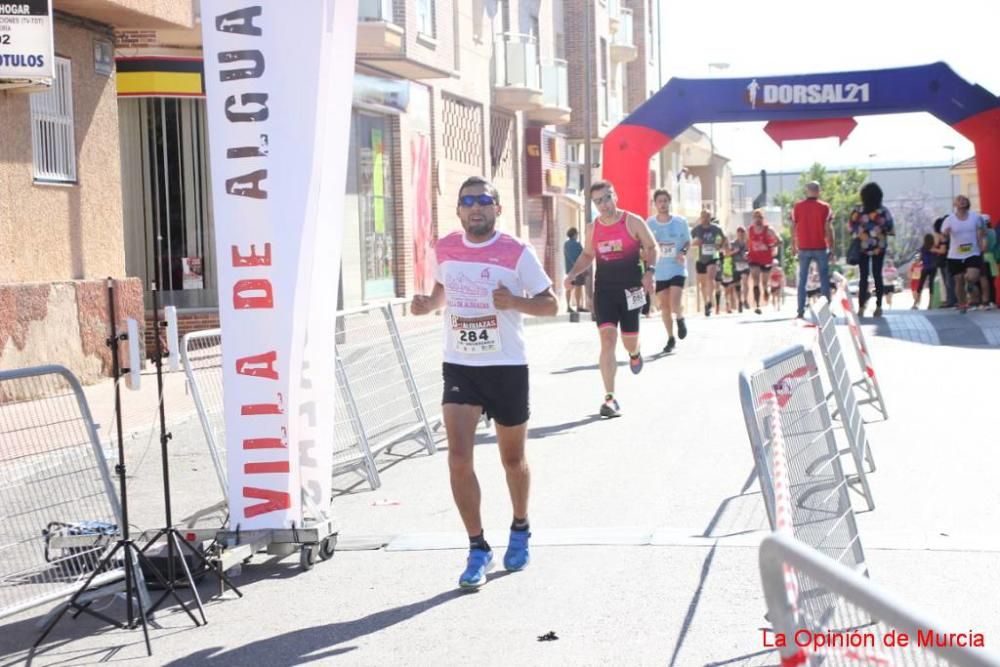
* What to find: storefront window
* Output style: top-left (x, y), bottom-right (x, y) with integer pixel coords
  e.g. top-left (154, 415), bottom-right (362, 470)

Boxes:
top-left (119, 97), bottom-right (215, 309)
top-left (354, 112), bottom-right (396, 300)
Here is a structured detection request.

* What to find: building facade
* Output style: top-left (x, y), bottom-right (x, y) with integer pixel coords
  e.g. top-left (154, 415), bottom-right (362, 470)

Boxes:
top-left (0, 1), bottom-right (192, 382)
top-left (3, 1), bottom-right (711, 381)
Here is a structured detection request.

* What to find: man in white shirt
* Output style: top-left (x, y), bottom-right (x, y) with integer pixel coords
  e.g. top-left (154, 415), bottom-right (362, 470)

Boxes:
top-left (411, 176), bottom-right (557, 588)
top-left (941, 195), bottom-right (987, 313)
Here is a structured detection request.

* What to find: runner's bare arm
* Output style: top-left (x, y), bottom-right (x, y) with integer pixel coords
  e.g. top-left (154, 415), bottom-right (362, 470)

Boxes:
top-left (411, 282), bottom-right (445, 315)
top-left (628, 213), bottom-right (659, 268)
top-left (494, 285), bottom-right (559, 316)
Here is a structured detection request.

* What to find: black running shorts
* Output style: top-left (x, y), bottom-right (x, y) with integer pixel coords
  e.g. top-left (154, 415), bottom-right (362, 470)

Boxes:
top-left (655, 276), bottom-right (685, 292)
top-left (948, 255), bottom-right (983, 275)
top-left (695, 259), bottom-right (719, 274)
top-left (594, 288), bottom-right (641, 334)
top-left (441, 363), bottom-right (529, 427)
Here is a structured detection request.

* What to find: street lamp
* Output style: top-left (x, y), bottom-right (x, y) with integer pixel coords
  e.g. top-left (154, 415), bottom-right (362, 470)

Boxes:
top-left (943, 144), bottom-right (956, 201)
top-left (707, 62), bottom-right (729, 214)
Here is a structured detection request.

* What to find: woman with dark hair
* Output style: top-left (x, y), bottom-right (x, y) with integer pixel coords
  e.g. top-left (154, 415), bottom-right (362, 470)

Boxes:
top-left (847, 182), bottom-right (895, 316)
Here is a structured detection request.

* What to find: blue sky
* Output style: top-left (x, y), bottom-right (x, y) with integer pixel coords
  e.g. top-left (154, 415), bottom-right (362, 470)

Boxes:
top-left (656, 0), bottom-right (997, 174)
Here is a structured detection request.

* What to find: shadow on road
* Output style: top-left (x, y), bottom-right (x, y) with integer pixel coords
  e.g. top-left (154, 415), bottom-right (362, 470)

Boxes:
top-left (473, 415), bottom-right (605, 445)
top-left (164, 583), bottom-right (496, 666)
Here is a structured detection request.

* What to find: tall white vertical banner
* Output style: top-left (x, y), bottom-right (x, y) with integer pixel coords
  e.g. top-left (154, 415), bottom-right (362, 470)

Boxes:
top-left (201, 1), bottom-right (357, 529)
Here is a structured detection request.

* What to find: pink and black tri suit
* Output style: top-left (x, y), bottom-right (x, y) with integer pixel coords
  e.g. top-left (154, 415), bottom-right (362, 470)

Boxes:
top-left (592, 212), bottom-right (644, 334)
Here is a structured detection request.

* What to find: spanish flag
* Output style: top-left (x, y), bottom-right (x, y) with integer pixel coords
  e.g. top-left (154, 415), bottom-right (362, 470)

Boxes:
top-left (116, 57), bottom-right (204, 97)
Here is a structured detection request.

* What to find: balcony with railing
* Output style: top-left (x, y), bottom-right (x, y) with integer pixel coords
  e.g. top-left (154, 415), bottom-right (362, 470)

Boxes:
top-left (493, 33), bottom-right (543, 111)
top-left (357, 0), bottom-right (404, 59)
top-left (526, 59), bottom-right (571, 125)
top-left (610, 7), bottom-right (637, 62)
top-left (607, 0), bottom-right (622, 31)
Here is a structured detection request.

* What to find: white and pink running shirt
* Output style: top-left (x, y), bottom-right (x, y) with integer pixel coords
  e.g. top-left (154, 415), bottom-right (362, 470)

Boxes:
top-left (433, 231), bottom-right (551, 366)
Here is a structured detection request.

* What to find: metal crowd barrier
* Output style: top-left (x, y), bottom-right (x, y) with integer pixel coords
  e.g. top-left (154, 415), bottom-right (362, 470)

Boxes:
top-left (810, 301), bottom-right (877, 511)
top-left (0, 366), bottom-right (131, 620)
top-left (760, 532), bottom-right (1000, 667)
top-left (738, 345), bottom-right (868, 577)
top-left (181, 299), bottom-right (443, 501)
top-left (335, 300), bottom-right (438, 458)
top-left (837, 292), bottom-right (889, 420)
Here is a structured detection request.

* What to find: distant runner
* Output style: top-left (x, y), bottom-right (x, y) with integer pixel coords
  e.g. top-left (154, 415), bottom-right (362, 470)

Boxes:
top-left (646, 189), bottom-right (690, 353)
top-left (691, 211), bottom-right (728, 316)
top-left (746, 209), bottom-right (780, 314)
top-left (564, 180), bottom-right (658, 418)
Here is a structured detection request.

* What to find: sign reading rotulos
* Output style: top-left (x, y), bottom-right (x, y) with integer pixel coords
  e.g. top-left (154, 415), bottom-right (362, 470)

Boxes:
top-left (0, 0), bottom-right (54, 81)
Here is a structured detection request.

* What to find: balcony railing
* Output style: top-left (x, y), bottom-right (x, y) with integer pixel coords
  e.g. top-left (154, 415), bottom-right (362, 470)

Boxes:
top-left (539, 59), bottom-right (569, 109)
top-left (359, 0), bottom-right (393, 21)
top-left (607, 0), bottom-right (621, 22)
top-left (613, 7), bottom-right (634, 48)
top-left (494, 33), bottom-right (541, 89)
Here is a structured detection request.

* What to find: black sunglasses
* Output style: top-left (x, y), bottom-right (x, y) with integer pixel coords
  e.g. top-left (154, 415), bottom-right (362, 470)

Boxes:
top-left (458, 194), bottom-right (497, 207)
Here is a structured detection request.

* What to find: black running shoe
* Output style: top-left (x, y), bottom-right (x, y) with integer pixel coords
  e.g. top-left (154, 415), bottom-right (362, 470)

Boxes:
top-left (663, 337), bottom-right (676, 354)
top-left (677, 318), bottom-right (687, 339)
top-left (599, 397), bottom-right (622, 418)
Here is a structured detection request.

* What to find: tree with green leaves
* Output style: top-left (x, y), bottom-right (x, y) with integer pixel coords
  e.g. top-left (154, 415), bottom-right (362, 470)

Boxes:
top-left (772, 163), bottom-right (869, 269)
top-left (888, 191), bottom-right (936, 267)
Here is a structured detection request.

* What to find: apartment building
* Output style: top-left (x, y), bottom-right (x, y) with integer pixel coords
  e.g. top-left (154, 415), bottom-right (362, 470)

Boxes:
top-left (0, 1), bottom-right (193, 382)
top-left (7, 1), bottom-right (694, 379)
top-left (111, 1), bottom-right (573, 331)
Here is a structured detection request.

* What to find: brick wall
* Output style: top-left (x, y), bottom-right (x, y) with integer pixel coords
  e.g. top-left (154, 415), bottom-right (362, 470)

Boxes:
top-left (143, 310), bottom-right (219, 360)
top-left (625, 0), bottom-right (651, 114)
top-left (0, 278), bottom-right (143, 386)
top-left (564, 1), bottom-right (596, 141)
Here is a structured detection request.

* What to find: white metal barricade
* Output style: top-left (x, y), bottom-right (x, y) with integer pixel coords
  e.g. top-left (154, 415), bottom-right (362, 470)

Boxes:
top-left (810, 300), bottom-right (877, 511)
top-left (837, 292), bottom-right (889, 420)
top-left (760, 532), bottom-right (1000, 667)
top-left (739, 345), bottom-right (868, 576)
top-left (0, 365), bottom-right (137, 619)
top-left (334, 300), bottom-right (438, 457)
top-left (181, 329), bottom-right (381, 502)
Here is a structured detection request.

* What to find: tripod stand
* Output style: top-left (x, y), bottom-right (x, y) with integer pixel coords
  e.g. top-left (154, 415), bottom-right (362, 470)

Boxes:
top-left (34, 278), bottom-right (191, 657)
top-left (140, 283), bottom-right (242, 620)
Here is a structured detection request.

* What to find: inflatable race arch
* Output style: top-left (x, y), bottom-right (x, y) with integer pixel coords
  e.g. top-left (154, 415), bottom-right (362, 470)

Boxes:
top-left (603, 62), bottom-right (1000, 229)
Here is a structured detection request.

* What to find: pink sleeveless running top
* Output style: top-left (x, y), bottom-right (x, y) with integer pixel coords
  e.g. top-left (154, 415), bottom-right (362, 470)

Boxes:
top-left (593, 212), bottom-right (642, 291)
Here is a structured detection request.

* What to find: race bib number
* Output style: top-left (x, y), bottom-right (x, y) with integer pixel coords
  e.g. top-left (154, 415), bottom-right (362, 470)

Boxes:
top-left (958, 243), bottom-right (973, 254)
top-left (450, 315), bottom-right (501, 354)
top-left (659, 241), bottom-right (676, 258)
top-left (625, 287), bottom-right (646, 311)
top-left (736, 261), bottom-right (749, 272)
top-left (702, 243), bottom-right (717, 257)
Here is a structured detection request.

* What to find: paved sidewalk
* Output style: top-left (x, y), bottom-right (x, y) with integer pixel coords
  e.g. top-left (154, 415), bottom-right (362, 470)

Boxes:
top-left (2, 297), bottom-right (999, 666)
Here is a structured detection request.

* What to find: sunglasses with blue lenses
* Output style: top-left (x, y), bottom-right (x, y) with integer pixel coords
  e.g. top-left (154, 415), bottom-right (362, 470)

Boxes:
top-left (458, 194), bottom-right (497, 207)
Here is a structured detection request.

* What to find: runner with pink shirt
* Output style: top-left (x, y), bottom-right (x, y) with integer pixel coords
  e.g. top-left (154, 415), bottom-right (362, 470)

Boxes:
top-left (563, 180), bottom-right (658, 418)
top-left (411, 176), bottom-right (557, 589)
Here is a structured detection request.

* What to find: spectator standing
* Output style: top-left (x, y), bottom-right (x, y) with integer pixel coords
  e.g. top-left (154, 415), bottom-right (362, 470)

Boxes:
top-left (848, 182), bottom-right (894, 317)
top-left (791, 181), bottom-right (834, 319)
top-left (564, 228), bottom-right (587, 313)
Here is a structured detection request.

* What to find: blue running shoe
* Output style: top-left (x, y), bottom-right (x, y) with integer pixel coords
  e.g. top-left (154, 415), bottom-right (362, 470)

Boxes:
top-left (629, 352), bottom-right (643, 374)
top-left (458, 548), bottom-right (493, 588)
top-left (504, 530), bottom-right (531, 571)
